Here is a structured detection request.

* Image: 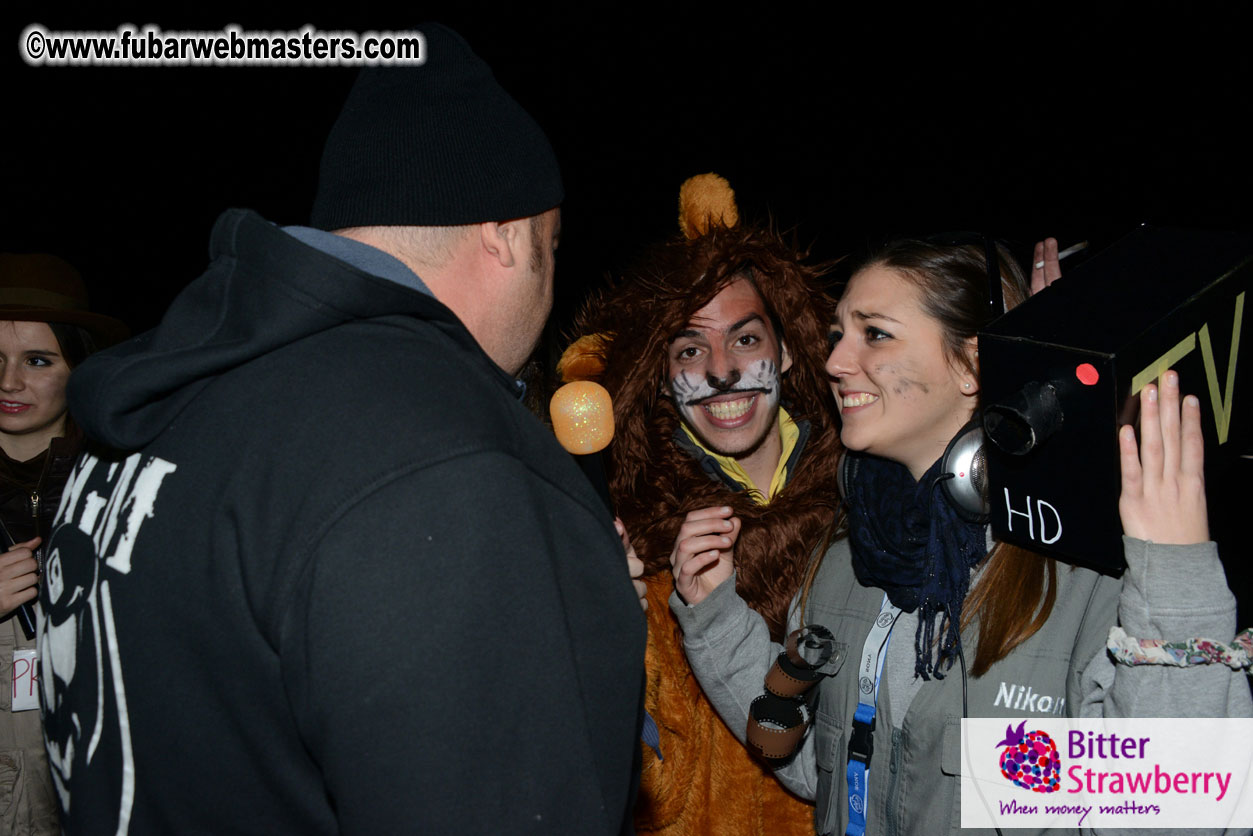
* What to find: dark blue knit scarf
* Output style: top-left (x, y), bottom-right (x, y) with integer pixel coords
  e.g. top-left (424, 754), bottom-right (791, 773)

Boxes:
top-left (844, 452), bottom-right (987, 680)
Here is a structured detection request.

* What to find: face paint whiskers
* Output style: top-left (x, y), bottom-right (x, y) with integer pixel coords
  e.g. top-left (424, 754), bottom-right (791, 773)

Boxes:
top-left (671, 359), bottom-right (780, 405)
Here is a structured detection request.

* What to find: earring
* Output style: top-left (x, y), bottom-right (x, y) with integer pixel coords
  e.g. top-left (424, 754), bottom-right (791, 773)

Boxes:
top-left (963, 382), bottom-right (972, 390)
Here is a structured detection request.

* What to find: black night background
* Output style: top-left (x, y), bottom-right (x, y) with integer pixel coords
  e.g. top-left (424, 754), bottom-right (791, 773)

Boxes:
top-left (4, 5), bottom-right (1251, 616)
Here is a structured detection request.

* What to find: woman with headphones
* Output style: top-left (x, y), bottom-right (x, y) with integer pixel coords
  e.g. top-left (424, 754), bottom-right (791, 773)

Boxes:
top-left (669, 238), bottom-right (1250, 835)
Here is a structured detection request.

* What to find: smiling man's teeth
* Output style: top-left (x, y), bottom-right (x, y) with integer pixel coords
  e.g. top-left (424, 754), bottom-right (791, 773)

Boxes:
top-left (843, 393), bottom-right (879, 408)
top-left (704, 397), bottom-right (753, 420)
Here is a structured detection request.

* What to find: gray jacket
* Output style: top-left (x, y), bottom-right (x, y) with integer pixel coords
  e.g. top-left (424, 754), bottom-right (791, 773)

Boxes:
top-left (673, 536), bottom-right (1252, 836)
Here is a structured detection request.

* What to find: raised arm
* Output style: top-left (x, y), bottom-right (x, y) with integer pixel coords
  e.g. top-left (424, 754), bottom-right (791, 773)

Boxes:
top-left (1078, 371), bottom-right (1251, 720)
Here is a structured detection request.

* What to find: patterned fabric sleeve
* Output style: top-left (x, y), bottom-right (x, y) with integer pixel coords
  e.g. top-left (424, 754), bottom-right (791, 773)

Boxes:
top-left (1107, 625), bottom-right (1253, 674)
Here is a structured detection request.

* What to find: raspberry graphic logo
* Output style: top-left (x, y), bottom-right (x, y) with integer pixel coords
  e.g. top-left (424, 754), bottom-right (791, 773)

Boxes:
top-left (995, 721), bottom-right (1061, 793)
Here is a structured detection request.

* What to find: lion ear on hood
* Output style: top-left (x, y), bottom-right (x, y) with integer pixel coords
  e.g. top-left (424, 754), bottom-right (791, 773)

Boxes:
top-left (678, 173), bottom-right (739, 240)
top-left (556, 332), bottom-right (611, 383)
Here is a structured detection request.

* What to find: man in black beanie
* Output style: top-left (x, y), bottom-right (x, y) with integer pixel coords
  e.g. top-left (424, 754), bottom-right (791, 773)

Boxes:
top-left (39, 24), bottom-right (645, 835)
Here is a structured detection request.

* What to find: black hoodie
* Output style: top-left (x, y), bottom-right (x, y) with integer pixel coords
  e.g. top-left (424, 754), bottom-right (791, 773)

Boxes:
top-left (40, 209), bottom-right (645, 835)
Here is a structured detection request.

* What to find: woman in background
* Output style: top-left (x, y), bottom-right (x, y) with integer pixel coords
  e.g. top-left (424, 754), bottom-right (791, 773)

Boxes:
top-left (0, 253), bottom-right (126, 836)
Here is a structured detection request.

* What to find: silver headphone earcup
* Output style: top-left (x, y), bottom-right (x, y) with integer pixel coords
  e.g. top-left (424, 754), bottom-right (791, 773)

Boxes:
top-left (940, 422), bottom-right (990, 523)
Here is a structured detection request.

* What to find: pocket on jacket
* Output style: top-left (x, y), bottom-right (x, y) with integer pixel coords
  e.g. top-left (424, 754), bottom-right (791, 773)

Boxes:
top-left (0, 748), bottom-right (21, 818)
top-left (812, 709), bottom-right (845, 836)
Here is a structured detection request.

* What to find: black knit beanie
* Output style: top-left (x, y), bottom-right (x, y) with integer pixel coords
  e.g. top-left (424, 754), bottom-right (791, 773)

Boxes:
top-left (310, 24), bottom-right (562, 229)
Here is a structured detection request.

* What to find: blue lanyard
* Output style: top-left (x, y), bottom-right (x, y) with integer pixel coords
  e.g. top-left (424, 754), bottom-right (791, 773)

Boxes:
top-left (846, 595), bottom-right (901, 836)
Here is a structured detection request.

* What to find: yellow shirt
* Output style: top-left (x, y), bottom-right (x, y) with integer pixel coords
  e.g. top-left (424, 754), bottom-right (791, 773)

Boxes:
top-left (678, 406), bottom-right (799, 505)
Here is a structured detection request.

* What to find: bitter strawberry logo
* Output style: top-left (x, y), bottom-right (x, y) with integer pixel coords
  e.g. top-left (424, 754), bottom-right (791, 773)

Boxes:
top-left (996, 721), bottom-right (1061, 793)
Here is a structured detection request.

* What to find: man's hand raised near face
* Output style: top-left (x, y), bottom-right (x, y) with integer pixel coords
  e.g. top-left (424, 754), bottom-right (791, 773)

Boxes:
top-left (670, 506), bottom-right (740, 606)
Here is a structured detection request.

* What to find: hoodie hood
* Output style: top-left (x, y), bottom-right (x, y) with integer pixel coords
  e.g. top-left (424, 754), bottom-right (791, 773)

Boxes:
top-left (69, 209), bottom-right (492, 450)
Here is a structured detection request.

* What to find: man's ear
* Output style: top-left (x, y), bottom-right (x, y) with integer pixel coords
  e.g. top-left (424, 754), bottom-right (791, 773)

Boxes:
top-left (959, 336), bottom-right (980, 396)
top-left (779, 340), bottom-right (793, 375)
top-left (479, 219), bottom-right (524, 269)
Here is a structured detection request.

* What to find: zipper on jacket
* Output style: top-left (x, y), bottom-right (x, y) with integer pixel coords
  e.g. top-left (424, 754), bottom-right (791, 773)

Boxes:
top-left (884, 727), bottom-right (904, 836)
top-left (29, 490), bottom-right (42, 568)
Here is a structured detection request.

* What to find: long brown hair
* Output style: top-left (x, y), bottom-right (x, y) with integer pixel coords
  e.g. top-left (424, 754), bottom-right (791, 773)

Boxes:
top-left (574, 224), bottom-right (844, 640)
top-left (802, 237), bottom-right (1057, 676)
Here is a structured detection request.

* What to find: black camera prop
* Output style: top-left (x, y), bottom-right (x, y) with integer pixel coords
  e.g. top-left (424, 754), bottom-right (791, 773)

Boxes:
top-left (978, 226), bottom-right (1250, 574)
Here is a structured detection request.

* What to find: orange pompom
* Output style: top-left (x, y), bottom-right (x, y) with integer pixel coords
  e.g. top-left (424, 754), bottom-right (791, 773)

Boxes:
top-left (678, 173), bottom-right (739, 239)
top-left (550, 381), bottom-right (614, 454)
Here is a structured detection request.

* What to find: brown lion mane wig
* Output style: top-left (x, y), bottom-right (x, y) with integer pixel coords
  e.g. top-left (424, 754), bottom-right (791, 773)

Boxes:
top-left (571, 222), bottom-right (844, 640)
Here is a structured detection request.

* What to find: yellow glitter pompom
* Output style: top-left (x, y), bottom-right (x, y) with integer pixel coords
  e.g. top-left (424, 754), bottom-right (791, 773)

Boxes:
top-left (550, 380), bottom-right (614, 454)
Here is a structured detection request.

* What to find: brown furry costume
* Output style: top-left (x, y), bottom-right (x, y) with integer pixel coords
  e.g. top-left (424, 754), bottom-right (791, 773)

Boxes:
top-left (566, 175), bottom-right (843, 836)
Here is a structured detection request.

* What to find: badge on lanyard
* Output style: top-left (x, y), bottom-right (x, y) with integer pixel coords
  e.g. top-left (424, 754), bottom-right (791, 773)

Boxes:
top-left (11, 648), bottom-right (38, 712)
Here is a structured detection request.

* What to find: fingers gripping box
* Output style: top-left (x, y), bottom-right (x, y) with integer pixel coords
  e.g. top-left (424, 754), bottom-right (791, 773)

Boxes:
top-left (978, 227), bottom-right (1251, 573)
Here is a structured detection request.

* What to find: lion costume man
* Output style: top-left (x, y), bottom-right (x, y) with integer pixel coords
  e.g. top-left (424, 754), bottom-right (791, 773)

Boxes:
top-left (561, 175), bottom-right (844, 835)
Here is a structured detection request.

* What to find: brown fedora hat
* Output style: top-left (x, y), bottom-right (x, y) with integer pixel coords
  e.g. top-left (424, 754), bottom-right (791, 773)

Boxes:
top-left (0, 253), bottom-right (129, 347)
